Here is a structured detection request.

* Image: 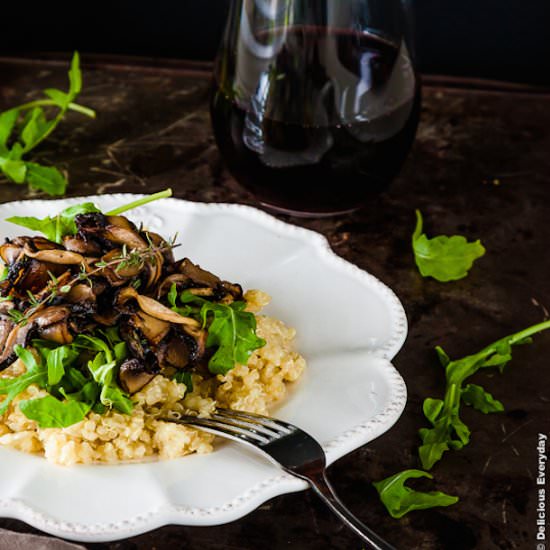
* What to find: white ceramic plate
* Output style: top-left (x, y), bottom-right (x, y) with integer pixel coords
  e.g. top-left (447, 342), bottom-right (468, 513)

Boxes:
top-left (0, 195), bottom-right (407, 542)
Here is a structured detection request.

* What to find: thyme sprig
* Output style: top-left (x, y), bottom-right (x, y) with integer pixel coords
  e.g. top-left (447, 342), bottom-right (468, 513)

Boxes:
top-left (6, 236), bottom-right (179, 327)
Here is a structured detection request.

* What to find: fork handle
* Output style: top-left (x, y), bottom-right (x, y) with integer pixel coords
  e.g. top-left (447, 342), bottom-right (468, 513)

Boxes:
top-left (306, 471), bottom-right (396, 550)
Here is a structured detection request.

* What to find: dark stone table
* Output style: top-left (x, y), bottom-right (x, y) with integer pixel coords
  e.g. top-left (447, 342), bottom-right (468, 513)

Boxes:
top-left (0, 54), bottom-right (549, 550)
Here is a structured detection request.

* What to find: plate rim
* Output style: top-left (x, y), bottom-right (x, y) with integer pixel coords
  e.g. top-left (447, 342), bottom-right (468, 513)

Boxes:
top-left (0, 195), bottom-right (408, 541)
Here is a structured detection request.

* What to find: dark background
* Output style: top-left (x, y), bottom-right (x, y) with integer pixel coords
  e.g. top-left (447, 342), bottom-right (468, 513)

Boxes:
top-left (1, 0), bottom-right (550, 85)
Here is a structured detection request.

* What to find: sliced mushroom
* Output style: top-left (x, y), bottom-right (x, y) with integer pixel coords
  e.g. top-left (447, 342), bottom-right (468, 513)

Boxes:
top-left (96, 249), bottom-right (143, 284)
top-left (66, 284), bottom-right (96, 305)
top-left (106, 215), bottom-right (137, 231)
top-left (0, 242), bottom-right (24, 265)
top-left (220, 281), bottom-right (243, 300)
top-left (63, 235), bottom-right (101, 256)
top-left (129, 310), bottom-right (170, 346)
top-left (0, 306), bottom-right (72, 369)
top-left (65, 284), bottom-right (97, 317)
top-left (142, 230), bottom-right (175, 264)
top-left (119, 323), bottom-right (160, 372)
top-left (118, 358), bottom-right (155, 394)
top-left (135, 293), bottom-right (200, 328)
top-left (156, 274), bottom-right (190, 299)
top-left (23, 246), bottom-right (84, 265)
top-left (157, 332), bottom-right (191, 369)
top-left (0, 316), bottom-right (15, 351)
top-left (114, 286), bottom-right (140, 312)
top-left (39, 320), bottom-right (73, 344)
top-left (177, 258), bottom-right (221, 287)
top-left (103, 225), bottom-right (148, 250)
top-left (175, 259), bottom-right (243, 301)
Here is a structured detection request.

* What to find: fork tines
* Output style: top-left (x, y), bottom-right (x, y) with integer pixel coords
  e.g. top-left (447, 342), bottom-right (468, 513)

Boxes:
top-left (167, 408), bottom-right (296, 447)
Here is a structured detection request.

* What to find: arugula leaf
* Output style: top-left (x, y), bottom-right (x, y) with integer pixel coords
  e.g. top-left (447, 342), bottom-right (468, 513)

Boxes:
top-left (18, 395), bottom-right (90, 428)
top-left (0, 52), bottom-right (95, 196)
top-left (76, 334), bottom-right (133, 413)
top-left (68, 52), bottom-right (82, 97)
top-left (167, 283), bottom-right (178, 308)
top-left (461, 384), bottom-right (504, 414)
top-left (25, 162), bottom-right (67, 196)
top-left (0, 109), bottom-right (18, 149)
top-left (61, 380), bottom-right (99, 405)
top-left (46, 345), bottom-right (78, 386)
top-left (0, 345), bottom-right (47, 415)
top-left (173, 371), bottom-right (194, 393)
top-left (6, 189), bottom-right (172, 244)
top-left (7, 202), bottom-right (100, 244)
top-left (99, 385), bottom-right (133, 414)
top-left (412, 210), bottom-right (486, 282)
top-left (167, 283), bottom-right (194, 317)
top-left (181, 292), bottom-right (266, 375)
top-left (0, 157), bottom-right (26, 183)
top-left (419, 320), bottom-right (550, 469)
top-left (21, 108), bottom-right (53, 151)
top-left (373, 470), bottom-right (458, 518)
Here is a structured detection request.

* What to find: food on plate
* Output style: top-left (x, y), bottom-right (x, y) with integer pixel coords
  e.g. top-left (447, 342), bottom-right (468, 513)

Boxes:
top-left (0, 193), bottom-right (305, 465)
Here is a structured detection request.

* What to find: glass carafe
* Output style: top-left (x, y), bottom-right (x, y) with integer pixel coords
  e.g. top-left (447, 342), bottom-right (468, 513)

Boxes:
top-left (211, 0), bottom-right (420, 216)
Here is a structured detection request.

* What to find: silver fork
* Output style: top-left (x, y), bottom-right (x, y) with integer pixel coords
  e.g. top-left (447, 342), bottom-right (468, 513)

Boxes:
top-left (162, 408), bottom-right (395, 550)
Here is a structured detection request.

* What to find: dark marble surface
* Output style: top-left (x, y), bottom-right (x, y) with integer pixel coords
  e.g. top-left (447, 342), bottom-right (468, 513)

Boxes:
top-left (0, 56), bottom-right (549, 550)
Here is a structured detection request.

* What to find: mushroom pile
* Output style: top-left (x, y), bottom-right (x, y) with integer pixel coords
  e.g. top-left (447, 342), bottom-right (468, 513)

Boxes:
top-left (0, 212), bottom-right (243, 394)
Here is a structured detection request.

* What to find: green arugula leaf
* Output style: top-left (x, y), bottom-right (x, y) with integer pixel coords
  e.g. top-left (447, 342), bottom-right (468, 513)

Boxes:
top-left (68, 52), bottom-right (82, 97)
top-left (46, 345), bottom-right (78, 386)
top-left (0, 157), bottom-right (26, 183)
top-left (181, 292), bottom-right (266, 375)
top-left (7, 202), bottom-right (100, 243)
top-left (61, 380), bottom-right (99, 405)
top-left (0, 109), bottom-right (19, 148)
top-left (419, 320), bottom-right (550, 469)
top-left (21, 108), bottom-right (53, 151)
top-left (18, 395), bottom-right (90, 428)
top-left (99, 385), bottom-right (133, 414)
top-left (373, 470), bottom-right (458, 518)
top-left (76, 334), bottom-right (133, 414)
top-left (43, 88), bottom-right (70, 109)
top-left (25, 162), bottom-right (67, 196)
top-left (6, 189), bottom-right (172, 243)
top-left (173, 371), bottom-right (194, 393)
top-left (0, 52), bottom-right (95, 196)
top-left (461, 384), bottom-right (504, 414)
top-left (412, 210), bottom-right (486, 282)
top-left (0, 345), bottom-right (47, 415)
top-left (167, 283), bottom-right (178, 308)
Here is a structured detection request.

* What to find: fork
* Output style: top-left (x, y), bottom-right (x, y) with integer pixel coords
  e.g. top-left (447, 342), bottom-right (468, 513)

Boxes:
top-left (161, 408), bottom-right (395, 550)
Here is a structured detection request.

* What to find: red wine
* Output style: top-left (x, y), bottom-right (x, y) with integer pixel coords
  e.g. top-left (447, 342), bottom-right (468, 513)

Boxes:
top-left (211, 26), bottom-right (420, 215)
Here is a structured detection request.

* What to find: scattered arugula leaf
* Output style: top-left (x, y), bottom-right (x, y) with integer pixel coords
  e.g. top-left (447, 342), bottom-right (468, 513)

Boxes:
top-left (461, 383), bottom-right (504, 414)
top-left (0, 52), bottom-right (95, 196)
top-left (180, 291), bottom-right (266, 375)
top-left (18, 395), bottom-right (91, 428)
top-left (373, 470), bottom-right (458, 519)
top-left (375, 320), bottom-right (550, 518)
top-left (419, 320), bottom-right (550, 469)
top-left (6, 189), bottom-right (172, 244)
top-left (412, 210), bottom-right (486, 282)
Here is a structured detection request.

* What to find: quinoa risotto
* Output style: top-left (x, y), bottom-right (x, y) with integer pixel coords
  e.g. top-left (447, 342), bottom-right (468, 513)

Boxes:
top-left (0, 291), bottom-right (306, 466)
